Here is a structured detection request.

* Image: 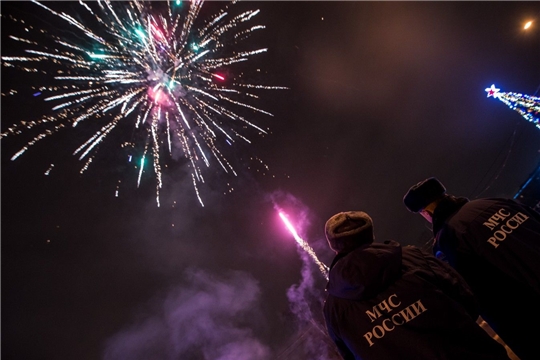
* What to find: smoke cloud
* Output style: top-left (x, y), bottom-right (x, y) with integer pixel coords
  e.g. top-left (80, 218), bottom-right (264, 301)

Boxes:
top-left (102, 268), bottom-right (271, 360)
top-left (287, 247), bottom-right (320, 323)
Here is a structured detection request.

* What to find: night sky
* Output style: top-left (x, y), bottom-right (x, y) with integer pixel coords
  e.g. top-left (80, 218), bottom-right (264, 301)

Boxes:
top-left (2, 1), bottom-right (540, 359)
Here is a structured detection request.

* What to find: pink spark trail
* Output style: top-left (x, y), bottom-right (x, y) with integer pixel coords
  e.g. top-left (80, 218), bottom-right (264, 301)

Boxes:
top-left (279, 211), bottom-right (329, 280)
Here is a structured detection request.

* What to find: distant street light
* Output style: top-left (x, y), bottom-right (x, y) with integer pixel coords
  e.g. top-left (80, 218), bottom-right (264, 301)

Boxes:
top-left (522, 12), bottom-right (540, 95)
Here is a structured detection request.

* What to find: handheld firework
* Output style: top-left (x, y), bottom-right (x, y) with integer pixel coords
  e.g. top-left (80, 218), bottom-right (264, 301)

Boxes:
top-left (278, 211), bottom-right (329, 280)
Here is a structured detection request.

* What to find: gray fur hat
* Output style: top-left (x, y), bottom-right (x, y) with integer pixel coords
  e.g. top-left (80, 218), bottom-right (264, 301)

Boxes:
top-left (403, 177), bottom-right (446, 213)
top-left (324, 211), bottom-right (374, 253)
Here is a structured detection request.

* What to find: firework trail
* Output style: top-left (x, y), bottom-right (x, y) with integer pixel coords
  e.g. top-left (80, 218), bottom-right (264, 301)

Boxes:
top-left (1, 0), bottom-right (286, 206)
top-left (278, 211), bottom-right (329, 280)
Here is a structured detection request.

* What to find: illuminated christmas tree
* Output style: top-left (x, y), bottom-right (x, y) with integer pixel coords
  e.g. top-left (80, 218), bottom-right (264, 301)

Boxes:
top-left (485, 84), bottom-right (540, 129)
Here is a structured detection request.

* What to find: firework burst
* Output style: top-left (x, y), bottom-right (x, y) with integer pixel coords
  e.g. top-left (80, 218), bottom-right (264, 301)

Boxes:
top-left (1, 0), bottom-right (286, 206)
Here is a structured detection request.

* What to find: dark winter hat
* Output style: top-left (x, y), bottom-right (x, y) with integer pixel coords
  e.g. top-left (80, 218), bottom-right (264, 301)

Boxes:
top-left (325, 211), bottom-right (374, 253)
top-left (403, 177), bottom-right (446, 213)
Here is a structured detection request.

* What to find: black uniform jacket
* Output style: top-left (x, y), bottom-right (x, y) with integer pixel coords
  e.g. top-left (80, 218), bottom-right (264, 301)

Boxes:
top-left (433, 197), bottom-right (540, 360)
top-left (323, 240), bottom-right (509, 360)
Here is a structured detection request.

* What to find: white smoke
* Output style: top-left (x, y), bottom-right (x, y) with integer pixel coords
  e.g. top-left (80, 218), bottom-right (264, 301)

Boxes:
top-left (287, 246), bottom-right (319, 323)
top-left (102, 268), bottom-right (271, 360)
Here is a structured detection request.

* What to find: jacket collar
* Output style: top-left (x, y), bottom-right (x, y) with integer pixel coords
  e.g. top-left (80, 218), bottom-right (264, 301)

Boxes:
top-left (432, 195), bottom-right (469, 234)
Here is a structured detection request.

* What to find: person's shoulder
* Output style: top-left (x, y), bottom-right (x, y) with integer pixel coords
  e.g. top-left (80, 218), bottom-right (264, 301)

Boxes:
top-left (401, 244), bottom-right (421, 251)
top-left (468, 197), bottom-right (531, 210)
top-left (471, 197), bottom-right (515, 204)
top-left (460, 197), bottom-right (506, 210)
top-left (400, 244), bottom-right (427, 259)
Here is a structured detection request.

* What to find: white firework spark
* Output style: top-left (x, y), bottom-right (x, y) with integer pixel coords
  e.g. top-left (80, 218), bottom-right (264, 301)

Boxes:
top-left (279, 211), bottom-right (329, 280)
top-left (1, 0), bottom-right (286, 206)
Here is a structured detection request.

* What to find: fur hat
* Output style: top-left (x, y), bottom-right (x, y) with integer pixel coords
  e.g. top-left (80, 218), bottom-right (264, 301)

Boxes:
top-left (325, 211), bottom-right (374, 253)
top-left (403, 177), bottom-right (446, 213)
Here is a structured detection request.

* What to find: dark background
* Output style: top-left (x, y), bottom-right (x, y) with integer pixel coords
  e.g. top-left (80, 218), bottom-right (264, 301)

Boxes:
top-left (2, 1), bottom-right (540, 359)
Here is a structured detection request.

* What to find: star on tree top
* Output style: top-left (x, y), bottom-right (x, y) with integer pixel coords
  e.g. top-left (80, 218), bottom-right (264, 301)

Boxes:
top-left (485, 84), bottom-right (500, 97)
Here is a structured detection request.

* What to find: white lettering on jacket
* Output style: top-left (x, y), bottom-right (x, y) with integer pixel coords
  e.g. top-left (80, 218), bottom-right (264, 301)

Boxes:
top-left (483, 208), bottom-right (529, 248)
top-left (366, 294), bottom-right (401, 322)
top-left (363, 294), bottom-right (427, 347)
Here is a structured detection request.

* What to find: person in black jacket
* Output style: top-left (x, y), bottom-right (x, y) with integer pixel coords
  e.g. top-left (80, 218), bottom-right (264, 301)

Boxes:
top-left (403, 177), bottom-right (540, 360)
top-left (322, 210), bottom-right (510, 360)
